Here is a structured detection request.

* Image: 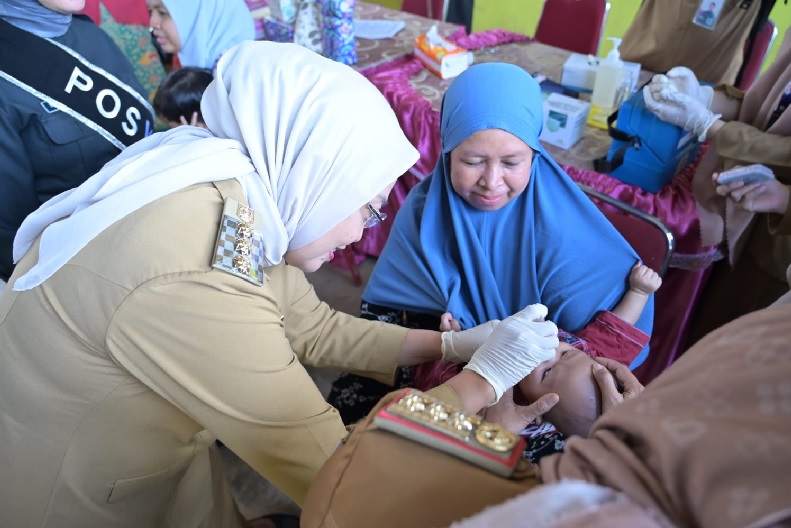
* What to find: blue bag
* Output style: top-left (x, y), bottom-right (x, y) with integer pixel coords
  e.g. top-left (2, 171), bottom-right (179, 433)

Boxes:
top-left (594, 89), bottom-right (700, 193)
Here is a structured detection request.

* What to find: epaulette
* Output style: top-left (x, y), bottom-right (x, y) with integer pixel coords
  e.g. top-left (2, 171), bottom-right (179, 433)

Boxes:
top-left (373, 389), bottom-right (526, 477)
top-left (212, 198), bottom-right (266, 286)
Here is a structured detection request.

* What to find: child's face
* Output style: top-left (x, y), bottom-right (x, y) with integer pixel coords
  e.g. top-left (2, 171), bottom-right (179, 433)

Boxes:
top-left (518, 343), bottom-right (602, 437)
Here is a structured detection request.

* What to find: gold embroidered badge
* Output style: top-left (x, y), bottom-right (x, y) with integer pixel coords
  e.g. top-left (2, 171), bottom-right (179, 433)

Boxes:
top-left (372, 389), bottom-right (525, 477)
top-left (212, 198), bottom-right (266, 286)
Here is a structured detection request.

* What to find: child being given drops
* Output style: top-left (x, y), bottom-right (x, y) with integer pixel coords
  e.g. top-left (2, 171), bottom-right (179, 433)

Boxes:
top-left (439, 262), bottom-right (661, 438)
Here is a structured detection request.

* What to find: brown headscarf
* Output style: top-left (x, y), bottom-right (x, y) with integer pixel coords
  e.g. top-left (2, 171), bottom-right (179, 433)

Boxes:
top-left (694, 26), bottom-right (791, 267)
top-left (540, 302), bottom-right (791, 528)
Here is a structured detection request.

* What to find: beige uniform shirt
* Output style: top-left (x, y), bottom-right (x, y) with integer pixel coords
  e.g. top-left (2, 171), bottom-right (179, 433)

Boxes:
top-left (0, 180), bottom-right (408, 527)
top-left (620, 0), bottom-right (760, 85)
top-left (716, 119), bottom-right (791, 279)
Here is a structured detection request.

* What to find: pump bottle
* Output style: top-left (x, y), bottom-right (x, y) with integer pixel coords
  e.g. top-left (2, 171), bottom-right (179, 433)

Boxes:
top-left (587, 37), bottom-right (624, 130)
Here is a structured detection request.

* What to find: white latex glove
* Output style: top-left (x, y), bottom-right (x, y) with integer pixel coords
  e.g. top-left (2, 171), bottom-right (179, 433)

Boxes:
top-left (463, 304), bottom-right (559, 403)
top-left (663, 66), bottom-right (714, 108)
top-left (645, 75), bottom-right (675, 103)
top-left (643, 86), bottom-right (721, 142)
top-left (441, 320), bottom-right (499, 363)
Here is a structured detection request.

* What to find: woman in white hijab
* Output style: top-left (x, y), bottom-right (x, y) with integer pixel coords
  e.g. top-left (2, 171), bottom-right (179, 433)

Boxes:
top-left (0, 41), bottom-right (560, 527)
top-left (148, 0), bottom-right (255, 69)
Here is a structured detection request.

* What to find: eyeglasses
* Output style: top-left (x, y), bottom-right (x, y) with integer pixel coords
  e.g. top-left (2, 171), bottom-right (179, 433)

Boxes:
top-left (363, 203), bottom-right (387, 229)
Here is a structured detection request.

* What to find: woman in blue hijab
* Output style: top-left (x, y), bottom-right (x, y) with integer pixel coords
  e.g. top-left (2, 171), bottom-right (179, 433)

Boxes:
top-left (366, 63), bottom-right (652, 341)
top-left (329, 63), bottom-right (653, 425)
top-left (147, 0), bottom-right (254, 70)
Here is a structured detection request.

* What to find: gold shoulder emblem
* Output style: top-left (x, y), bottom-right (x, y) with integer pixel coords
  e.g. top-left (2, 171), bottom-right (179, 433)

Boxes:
top-left (373, 389), bottom-right (525, 477)
top-left (212, 198), bottom-right (266, 286)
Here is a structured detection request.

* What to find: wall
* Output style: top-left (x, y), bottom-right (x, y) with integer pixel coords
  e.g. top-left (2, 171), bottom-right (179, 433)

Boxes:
top-left (470, 0), bottom-right (789, 72)
top-left (372, 0), bottom-right (403, 9)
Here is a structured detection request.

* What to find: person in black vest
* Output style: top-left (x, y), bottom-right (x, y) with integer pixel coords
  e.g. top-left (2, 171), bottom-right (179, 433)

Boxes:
top-left (0, 0), bottom-right (154, 283)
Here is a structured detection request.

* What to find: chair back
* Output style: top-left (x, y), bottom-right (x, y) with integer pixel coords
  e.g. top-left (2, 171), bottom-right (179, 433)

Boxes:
top-left (578, 184), bottom-right (674, 277)
top-left (737, 18), bottom-right (778, 90)
top-left (401, 0), bottom-right (448, 20)
top-left (534, 0), bottom-right (610, 56)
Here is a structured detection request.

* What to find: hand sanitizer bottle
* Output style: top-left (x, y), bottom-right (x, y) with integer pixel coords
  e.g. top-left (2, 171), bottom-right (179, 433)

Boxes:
top-left (587, 37), bottom-right (624, 130)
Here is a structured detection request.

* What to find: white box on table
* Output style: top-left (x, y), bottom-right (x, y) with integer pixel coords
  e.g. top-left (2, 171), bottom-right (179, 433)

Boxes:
top-left (539, 93), bottom-right (591, 149)
top-left (561, 53), bottom-right (642, 94)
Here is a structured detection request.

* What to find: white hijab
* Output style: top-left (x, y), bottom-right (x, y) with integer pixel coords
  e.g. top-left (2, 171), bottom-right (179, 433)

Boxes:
top-left (165, 0), bottom-right (255, 69)
top-left (12, 41), bottom-right (419, 291)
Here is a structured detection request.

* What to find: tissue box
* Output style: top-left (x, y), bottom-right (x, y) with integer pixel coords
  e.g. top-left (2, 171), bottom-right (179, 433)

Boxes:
top-left (263, 16), bottom-right (295, 42)
top-left (414, 31), bottom-right (472, 79)
top-left (561, 53), bottom-right (642, 94)
top-left (539, 93), bottom-right (591, 149)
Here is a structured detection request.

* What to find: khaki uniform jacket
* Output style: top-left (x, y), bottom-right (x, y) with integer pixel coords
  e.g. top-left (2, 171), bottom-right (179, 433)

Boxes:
top-left (620, 0), bottom-right (760, 85)
top-left (0, 180), bottom-right (408, 528)
top-left (716, 119), bottom-right (791, 280)
top-left (709, 38), bottom-right (791, 281)
top-left (685, 41), bottom-right (791, 342)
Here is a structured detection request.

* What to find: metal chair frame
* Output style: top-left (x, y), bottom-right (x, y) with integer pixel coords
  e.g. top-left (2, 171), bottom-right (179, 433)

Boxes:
top-left (578, 183), bottom-right (675, 277)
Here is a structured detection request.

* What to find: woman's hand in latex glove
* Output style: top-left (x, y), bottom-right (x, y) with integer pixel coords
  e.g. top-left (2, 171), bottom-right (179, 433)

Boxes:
top-left (643, 86), bottom-right (720, 141)
top-left (592, 357), bottom-right (644, 414)
top-left (441, 318), bottom-right (499, 363)
top-left (481, 388), bottom-right (559, 434)
top-left (714, 174), bottom-right (791, 215)
top-left (664, 66), bottom-right (713, 107)
top-left (647, 67), bottom-right (711, 107)
top-left (463, 304), bottom-right (559, 403)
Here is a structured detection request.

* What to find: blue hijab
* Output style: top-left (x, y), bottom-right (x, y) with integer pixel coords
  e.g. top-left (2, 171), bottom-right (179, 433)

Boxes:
top-left (164, 0), bottom-right (255, 69)
top-left (363, 63), bottom-right (653, 367)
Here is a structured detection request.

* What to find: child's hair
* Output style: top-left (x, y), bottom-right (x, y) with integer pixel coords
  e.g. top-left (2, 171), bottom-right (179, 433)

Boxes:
top-left (153, 67), bottom-right (214, 124)
top-left (544, 395), bottom-right (600, 438)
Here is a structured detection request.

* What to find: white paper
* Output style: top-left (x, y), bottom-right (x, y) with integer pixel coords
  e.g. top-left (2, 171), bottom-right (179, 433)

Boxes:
top-left (354, 19), bottom-right (406, 39)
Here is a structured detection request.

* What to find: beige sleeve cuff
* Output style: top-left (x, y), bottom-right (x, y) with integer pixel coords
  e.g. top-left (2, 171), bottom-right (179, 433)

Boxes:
top-left (426, 384), bottom-right (464, 408)
top-left (714, 121), bottom-right (791, 169)
top-left (767, 197), bottom-right (791, 235)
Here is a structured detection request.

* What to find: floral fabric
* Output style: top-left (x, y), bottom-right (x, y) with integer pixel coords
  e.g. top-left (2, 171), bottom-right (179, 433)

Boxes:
top-left (98, 4), bottom-right (166, 102)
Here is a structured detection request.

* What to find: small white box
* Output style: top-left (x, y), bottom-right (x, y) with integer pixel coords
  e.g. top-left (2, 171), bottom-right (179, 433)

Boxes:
top-left (561, 53), bottom-right (642, 94)
top-left (539, 93), bottom-right (591, 149)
